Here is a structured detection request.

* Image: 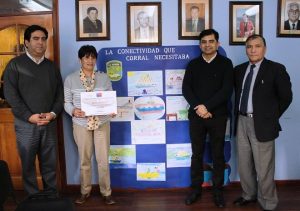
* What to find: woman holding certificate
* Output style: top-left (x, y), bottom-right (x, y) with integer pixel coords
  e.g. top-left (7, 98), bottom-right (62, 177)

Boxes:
top-left (64, 45), bottom-right (116, 205)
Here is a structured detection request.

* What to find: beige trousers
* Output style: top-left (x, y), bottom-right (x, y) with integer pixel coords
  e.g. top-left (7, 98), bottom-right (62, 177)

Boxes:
top-left (73, 122), bottom-right (112, 196)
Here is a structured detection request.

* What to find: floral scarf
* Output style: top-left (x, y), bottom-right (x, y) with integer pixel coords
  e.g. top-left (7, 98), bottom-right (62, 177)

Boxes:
top-left (80, 69), bottom-right (100, 130)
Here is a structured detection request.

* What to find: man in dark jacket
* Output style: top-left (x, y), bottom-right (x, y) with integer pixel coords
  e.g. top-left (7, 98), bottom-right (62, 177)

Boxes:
top-left (284, 2), bottom-right (300, 30)
top-left (83, 6), bottom-right (102, 33)
top-left (233, 34), bottom-right (292, 211)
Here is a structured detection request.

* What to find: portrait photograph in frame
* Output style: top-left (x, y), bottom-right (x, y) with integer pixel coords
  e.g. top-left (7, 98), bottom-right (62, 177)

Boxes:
top-left (277, 0), bottom-right (300, 37)
top-left (127, 2), bottom-right (162, 46)
top-left (178, 0), bottom-right (212, 40)
top-left (76, 0), bottom-right (110, 41)
top-left (229, 1), bottom-right (263, 45)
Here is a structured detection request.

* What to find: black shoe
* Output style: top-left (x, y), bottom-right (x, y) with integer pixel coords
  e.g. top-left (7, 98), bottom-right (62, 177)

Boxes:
top-left (233, 197), bottom-right (257, 206)
top-left (213, 192), bottom-right (225, 208)
top-left (185, 189), bottom-right (201, 205)
top-left (75, 193), bottom-right (90, 204)
top-left (103, 195), bottom-right (116, 205)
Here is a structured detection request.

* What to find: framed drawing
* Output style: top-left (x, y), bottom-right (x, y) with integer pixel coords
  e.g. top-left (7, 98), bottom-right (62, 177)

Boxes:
top-left (229, 1), bottom-right (263, 45)
top-left (277, 0), bottom-right (300, 37)
top-left (178, 0), bottom-right (212, 40)
top-left (76, 0), bottom-right (110, 41)
top-left (127, 2), bottom-right (162, 46)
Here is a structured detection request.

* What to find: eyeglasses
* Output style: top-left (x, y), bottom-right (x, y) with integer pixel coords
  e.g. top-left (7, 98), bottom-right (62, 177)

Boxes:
top-left (289, 9), bottom-right (300, 14)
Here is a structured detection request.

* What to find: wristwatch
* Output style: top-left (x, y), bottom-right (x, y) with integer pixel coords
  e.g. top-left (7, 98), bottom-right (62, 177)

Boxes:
top-left (50, 111), bottom-right (57, 119)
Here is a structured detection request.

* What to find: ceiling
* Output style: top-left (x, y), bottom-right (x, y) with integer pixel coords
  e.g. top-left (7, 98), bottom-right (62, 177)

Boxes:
top-left (0, 0), bottom-right (52, 15)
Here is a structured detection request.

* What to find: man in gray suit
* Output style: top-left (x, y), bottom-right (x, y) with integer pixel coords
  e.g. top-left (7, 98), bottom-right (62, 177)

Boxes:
top-left (233, 34), bottom-right (292, 211)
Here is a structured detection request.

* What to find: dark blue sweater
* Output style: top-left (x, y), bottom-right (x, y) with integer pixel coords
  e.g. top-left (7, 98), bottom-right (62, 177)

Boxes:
top-left (3, 54), bottom-right (63, 121)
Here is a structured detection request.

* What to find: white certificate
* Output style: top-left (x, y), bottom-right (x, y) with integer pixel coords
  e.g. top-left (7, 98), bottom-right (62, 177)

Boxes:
top-left (81, 91), bottom-right (117, 116)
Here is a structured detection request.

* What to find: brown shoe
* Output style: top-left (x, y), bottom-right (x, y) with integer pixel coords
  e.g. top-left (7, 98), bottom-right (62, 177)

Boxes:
top-left (103, 195), bottom-right (116, 205)
top-left (75, 193), bottom-right (90, 204)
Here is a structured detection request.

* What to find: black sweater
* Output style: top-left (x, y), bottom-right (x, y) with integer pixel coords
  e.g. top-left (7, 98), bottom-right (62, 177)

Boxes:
top-left (3, 54), bottom-right (64, 122)
top-left (182, 54), bottom-right (234, 117)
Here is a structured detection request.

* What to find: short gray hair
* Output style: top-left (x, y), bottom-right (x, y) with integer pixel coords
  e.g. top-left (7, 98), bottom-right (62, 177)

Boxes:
top-left (288, 2), bottom-right (299, 10)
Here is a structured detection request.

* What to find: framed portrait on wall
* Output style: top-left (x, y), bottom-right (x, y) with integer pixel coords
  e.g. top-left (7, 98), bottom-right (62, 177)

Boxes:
top-left (277, 0), bottom-right (300, 37)
top-left (229, 1), bottom-right (263, 45)
top-left (127, 2), bottom-right (162, 46)
top-left (178, 0), bottom-right (212, 40)
top-left (76, 0), bottom-right (110, 41)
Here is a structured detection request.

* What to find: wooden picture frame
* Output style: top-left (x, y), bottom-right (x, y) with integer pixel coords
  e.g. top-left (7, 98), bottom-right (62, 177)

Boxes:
top-left (277, 0), bottom-right (300, 37)
top-left (127, 2), bottom-right (162, 46)
top-left (229, 1), bottom-right (263, 45)
top-left (178, 0), bottom-right (212, 40)
top-left (76, 0), bottom-right (110, 41)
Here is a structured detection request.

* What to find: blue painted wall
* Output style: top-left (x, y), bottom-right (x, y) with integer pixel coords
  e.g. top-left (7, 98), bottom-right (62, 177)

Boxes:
top-left (59, 0), bottom-right (300, 185)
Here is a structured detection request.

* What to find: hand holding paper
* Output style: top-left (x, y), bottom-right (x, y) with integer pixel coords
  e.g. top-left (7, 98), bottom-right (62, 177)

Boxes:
top-left (81, 91), bottom-right (117, 116)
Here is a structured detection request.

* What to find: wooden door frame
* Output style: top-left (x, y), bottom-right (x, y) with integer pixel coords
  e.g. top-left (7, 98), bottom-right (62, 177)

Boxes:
top-left (52, 0), bottom-right (69, 193)
top-left (0, 0), bottom-right (70, 192)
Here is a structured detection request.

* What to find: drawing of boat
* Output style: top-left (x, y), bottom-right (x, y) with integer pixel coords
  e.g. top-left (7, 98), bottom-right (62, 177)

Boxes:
top-left (110, 156), bottom-right (122, 163)
top-left (136, 74), bottom-right (155, 88)
top-left (138, 171), bottom-right (160, 179)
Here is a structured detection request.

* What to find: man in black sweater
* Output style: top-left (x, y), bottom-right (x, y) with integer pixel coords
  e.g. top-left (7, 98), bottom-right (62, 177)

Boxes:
top-left (182, 29), bottom-right (233, 207)
top-left (3, 25), bottom-right (63, 196)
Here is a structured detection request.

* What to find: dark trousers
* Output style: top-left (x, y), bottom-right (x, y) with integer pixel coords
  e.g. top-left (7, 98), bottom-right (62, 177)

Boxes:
top-left (14, 117), bottom-right (58, 195)
top-left (0, 160), bottom-right (11, 210)
top-left (189, 114), bottom-right (227, 191)
top-left (0, 160), bottom-right (17, 209)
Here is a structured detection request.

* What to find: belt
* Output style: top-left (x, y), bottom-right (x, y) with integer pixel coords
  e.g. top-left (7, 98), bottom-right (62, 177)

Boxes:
top-left (239, 112), bottom-right (253, 118)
